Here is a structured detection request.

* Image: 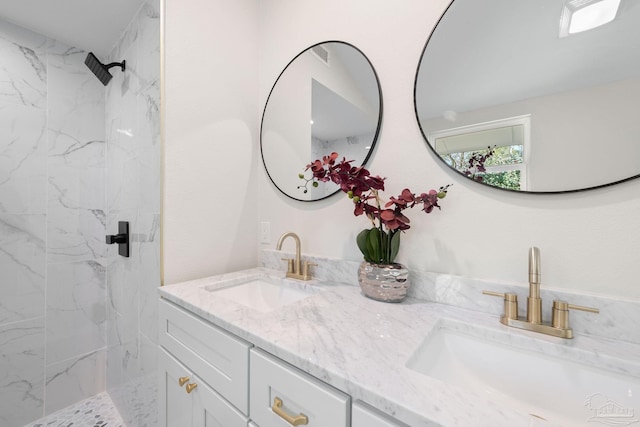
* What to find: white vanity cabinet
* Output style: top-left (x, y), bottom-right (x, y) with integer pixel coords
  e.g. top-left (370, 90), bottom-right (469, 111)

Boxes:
top-left (352, 401), bottom-right (408, 427)
top-left (159, 348), bottom-right (248, 427)
top-left (159, 299), bottom-right (251, 427)
top-left (250, 348), bottom-right (350, 427)
top-left (159, 349), bottom-right (195, 426)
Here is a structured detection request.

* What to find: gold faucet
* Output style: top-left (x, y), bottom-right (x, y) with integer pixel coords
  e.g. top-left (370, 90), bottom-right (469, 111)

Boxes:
top-left (527, 246), bottom-right (542, 324)
top-left (483, 247), bottom-right (598, 339)
top-left (275, 232), bottom-right (316, 280)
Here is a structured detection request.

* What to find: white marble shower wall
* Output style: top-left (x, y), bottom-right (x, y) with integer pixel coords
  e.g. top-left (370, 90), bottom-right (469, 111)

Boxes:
top-left (105, 0), bottom-right (161, 426)
top-left (0, 19), bottom-right (106, 427)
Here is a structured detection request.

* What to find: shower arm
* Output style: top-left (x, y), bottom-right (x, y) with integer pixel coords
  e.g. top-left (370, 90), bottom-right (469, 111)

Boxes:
top-left (104, 61), bottom-right (126, 71)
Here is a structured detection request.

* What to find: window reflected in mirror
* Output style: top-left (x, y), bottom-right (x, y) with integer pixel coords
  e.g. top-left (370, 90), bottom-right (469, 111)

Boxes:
top-left (429, 116), bottom-right (529, 191)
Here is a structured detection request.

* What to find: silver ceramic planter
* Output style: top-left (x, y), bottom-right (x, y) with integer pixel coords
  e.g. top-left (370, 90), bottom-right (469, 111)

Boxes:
top-left (357, 261), bottom-right (410, 303)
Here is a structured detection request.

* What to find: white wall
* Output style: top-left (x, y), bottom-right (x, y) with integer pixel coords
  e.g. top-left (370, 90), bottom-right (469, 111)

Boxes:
top-left (163, 0), bottom-right (260, 284)
top-left (261, 51), bottom-right (312, 199)
top-left (257, 0), bottom-right (640, 299)
top-left (163, 0), bottom-right (640, 299)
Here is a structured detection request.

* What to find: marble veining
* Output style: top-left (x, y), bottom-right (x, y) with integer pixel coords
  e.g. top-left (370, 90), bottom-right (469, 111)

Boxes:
top-left (2, 2), bottom-right (160, 423)
top-left (46, 260), bottom-right (107, 364)
top-left (1, 17), bottom-right (109, 426)
top-left (104, 1), bottom-right (161, 425)
top-left (0, 214), bottom-right (46, 324)
top-left (45, 349), bottom-right (107, 415)
top-left (0, 20), bottom-right (47, 109)
top-left (0, 318), bottom-right (45, 427)
top-left (161, 262), bottom-right (640, 427)
top-left (261, 247), bottom-right (361, 286)
top-left (262, 248), bottom-right (640, 345)
top-left (0, 106), bottom-right (47, 214)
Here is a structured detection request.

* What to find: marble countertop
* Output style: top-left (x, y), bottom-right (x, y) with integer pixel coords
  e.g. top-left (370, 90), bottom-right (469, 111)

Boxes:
top-left (159, 268), bottom-right (640, 427)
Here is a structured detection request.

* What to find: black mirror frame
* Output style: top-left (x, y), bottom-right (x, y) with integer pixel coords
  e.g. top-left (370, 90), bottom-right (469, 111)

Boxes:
top-left (261, 40), bottom-right (384, 202)
top-left (413, 0), bottom-right (640, 195)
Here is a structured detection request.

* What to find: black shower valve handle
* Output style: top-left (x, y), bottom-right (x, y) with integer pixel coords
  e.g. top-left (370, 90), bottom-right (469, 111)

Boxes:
top-left (105, 233), bottom-right (127, 244)
top-left (106, 221), bottom-right (130, 257)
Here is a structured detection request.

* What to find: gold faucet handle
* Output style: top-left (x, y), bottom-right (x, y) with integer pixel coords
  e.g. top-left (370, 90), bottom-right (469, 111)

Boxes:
top-left (482, 290), bottom-right (506, 298)
top-left (302, 261), bottom-right (317, 279)
top-left (552, 300), bottom-right (599, 329)
top-left (483, 290), bottom-right (519, 320)
top-left (281, 258), bottom-right (294, 274)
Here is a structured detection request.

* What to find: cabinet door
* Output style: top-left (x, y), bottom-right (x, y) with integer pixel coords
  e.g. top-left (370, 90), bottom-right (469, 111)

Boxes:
top-left (160, 299), bottom-right (251, 414)
top-left (159, 348), bottom-right (194, 427)
top-left (160, 348), bottom-right (249, 427)
top-left (352, 401), bottom-right (408, 427)
top-left (192, 373), bottom-right (248, 427)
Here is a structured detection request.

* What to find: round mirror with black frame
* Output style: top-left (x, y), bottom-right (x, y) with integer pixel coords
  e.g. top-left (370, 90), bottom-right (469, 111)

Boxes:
top-left (261, 41), bottom-right (383, 201)
top-left (414, 0), bottom-right (640, 193)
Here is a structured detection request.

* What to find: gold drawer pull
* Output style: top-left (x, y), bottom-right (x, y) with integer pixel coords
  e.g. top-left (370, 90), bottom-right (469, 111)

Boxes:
top-left (178, 376), bottom-right (190, 387)
top-left (185, 383), bottom-right (198, 394)
top-left (272, 397), bottom-right (308, 426)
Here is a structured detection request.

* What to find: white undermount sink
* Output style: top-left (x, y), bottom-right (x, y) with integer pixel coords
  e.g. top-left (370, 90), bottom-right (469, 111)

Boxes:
top-left (205, 276), bottom-right (322, 313)
top-left (406, 319), bottom-right (640, 426)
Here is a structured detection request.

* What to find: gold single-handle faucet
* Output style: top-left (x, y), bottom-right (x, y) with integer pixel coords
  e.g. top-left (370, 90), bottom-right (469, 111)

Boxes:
top-left (483, 247), bottom-right (599, 339)
top-left (276, 232), bottom-right (316, 280)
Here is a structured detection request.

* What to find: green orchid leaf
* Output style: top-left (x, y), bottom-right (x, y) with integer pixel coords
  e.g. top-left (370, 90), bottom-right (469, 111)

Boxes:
top-left (356, 229), bottom-right (372, 262)
top-left (367, 229), bottom-right (381, 263)
top-left (356, 228), bottom-right (402, 264)
top-left (389, 231), bottom-right (401, 263)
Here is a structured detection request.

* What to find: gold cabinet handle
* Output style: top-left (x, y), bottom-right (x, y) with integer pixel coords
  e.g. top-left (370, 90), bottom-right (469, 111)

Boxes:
top-left (272, 397), bottom-right (308, 426)
top-left (178, 376), bottom-right (190, 387)
top-left (185, 383), bottom-right (198, 394)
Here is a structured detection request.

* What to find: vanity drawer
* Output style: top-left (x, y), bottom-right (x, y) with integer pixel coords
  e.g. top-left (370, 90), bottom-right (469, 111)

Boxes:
top-left (249, 348), bottom-right (350, 427)
top-left (159, 299), bottom-right (251, 414)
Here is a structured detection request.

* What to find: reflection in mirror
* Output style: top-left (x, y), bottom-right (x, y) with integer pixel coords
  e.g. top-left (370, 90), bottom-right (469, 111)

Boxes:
top-left (261, 41), bottom-right (382, 201)
top-left (415, 0), bottom-right (640, 193)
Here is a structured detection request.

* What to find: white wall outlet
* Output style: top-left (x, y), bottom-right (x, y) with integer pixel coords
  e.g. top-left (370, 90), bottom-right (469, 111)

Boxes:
top-left (260, 221), bottom-right (271, 244)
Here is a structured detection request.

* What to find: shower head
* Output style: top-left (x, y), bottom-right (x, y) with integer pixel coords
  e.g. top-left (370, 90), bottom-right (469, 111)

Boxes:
top-left (84, 52), bottom-right (126, 86)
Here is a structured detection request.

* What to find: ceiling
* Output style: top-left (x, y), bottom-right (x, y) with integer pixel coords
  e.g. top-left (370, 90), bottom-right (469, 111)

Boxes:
top-left (312, 79), bottom-right (376, 141)
top-left (0, 0), bottom-right (144, 57)
top-left (416, 0), bottom-right (640, 120)
top-left (311, 43), bottom-right (380, 141)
